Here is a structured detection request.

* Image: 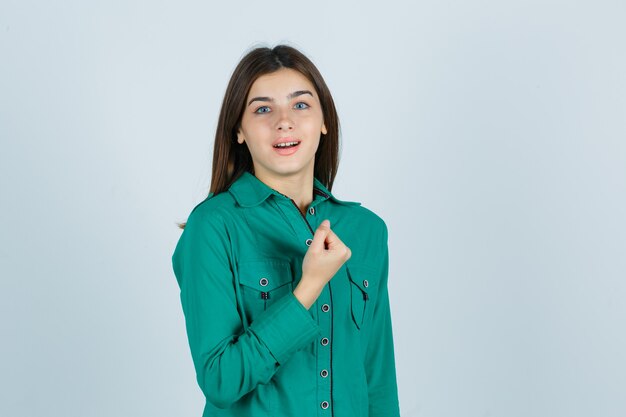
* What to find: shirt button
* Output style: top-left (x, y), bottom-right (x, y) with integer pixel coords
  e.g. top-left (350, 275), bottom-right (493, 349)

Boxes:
top-left (320, 401), bottom-right (329, 409)
top-left (320, 369), bottom-right (328, 378)
top-left (363, 279), bottom-right (369, 288)
top-left (320, 337), bottom-right (329, 346)
top-left (305, 238), bottom-right (313, 246)
top-left (309, 207), bottom-right (315, 215)
top-left (260, 277), bottom-right (269, 286)
top-left (321, 303), bottom-right (330, 312)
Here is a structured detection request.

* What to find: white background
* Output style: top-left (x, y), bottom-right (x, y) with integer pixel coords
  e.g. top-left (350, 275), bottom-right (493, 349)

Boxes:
top-left (1, 1), bottom-right (625, 416)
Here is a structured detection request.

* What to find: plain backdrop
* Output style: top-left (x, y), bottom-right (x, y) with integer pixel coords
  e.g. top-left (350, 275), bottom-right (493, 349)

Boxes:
top-left (1, 1), bottom-right (625, 416)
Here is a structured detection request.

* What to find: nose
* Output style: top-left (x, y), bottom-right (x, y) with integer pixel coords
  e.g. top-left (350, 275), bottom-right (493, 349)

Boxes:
top-left (275, 107), bottom-right (294, 131)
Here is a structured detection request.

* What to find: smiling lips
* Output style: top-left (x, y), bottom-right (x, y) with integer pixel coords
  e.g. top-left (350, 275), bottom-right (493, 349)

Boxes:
top-left (273, 136), bottom-right (300, 146)
top-left (272, 137), bottom-right (301, 156)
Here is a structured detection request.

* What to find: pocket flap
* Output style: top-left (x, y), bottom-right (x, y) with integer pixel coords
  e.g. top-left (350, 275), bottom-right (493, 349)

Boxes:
top-left (237, 260), bottom-right (294, 292)
top-left (346, 262), bottom-right (377, 294)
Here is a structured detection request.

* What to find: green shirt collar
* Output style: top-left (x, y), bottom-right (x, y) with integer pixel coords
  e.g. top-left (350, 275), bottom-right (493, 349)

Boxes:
top-left (228, 170), bottom-right (361, 208)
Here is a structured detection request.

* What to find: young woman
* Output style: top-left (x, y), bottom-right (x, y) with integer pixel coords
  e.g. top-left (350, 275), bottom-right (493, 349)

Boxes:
top-left (172, 44), bottom-right (400, 417)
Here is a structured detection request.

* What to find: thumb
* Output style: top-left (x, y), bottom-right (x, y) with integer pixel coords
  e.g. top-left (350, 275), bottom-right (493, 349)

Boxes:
top-left (310, 219), bottom-right (331, 251)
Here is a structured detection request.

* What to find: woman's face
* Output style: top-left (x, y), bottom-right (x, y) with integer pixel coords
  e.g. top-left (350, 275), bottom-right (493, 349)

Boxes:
top-left (237, 67), bottom-right (327, 180)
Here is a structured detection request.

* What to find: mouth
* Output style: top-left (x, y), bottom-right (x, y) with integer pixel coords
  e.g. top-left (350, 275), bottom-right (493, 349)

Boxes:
top-left (272, 140), bottom-right (301, 149)
top-left (272, 140), bottom-right (301, 155)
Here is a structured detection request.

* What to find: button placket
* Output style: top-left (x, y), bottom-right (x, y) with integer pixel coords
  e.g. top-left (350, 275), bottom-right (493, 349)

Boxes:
top-left (316, 289), bottom-right (332, 413)
top-left (274, 194), bottom-right (332, 413)
top-left (273, 197), bottom-right (316, 252)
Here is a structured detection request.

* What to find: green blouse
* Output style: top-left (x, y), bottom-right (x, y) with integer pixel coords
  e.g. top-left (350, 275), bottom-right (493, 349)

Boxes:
top-left (172, 170), bottom-right (401, 417)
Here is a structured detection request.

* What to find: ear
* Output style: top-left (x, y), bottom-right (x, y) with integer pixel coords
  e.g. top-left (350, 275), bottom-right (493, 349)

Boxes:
top-left (236, 129), bottom-right (245, 144)
top-left (321, 123), bottom-right (327, 135)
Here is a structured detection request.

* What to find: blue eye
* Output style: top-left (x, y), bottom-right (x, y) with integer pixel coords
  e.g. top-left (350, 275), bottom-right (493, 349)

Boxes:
top-left (254, 101), bottom-right (310, 114)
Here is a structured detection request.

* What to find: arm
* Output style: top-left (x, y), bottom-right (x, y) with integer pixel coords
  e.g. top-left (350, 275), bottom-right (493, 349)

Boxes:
top-left (364, 221), bottom-right (401, 417)
top-left (172, 208), bottom-right (321, 409)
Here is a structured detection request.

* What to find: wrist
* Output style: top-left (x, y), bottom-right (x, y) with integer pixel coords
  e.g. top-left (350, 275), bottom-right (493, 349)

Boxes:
top-left (293, 278), bottom-right (324, 310)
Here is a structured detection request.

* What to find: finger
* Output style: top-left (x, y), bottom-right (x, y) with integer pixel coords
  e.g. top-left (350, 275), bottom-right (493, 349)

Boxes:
top-left (327, 229), bottom-right (350, 259)
top-left (310, 219), bottom-right (331, 251)
top-left (323, 225), bottom-right (342, 250)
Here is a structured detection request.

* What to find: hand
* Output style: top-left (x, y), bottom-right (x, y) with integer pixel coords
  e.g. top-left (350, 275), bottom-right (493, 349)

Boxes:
top-left (294, 219), bottom-right (352, 309)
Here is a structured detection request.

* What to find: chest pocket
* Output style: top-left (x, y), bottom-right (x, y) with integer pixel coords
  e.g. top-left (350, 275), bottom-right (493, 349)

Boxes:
top-left (237, 260), bottom-right (295, 325)
top-left (346, 263), bottom-right (378, 330)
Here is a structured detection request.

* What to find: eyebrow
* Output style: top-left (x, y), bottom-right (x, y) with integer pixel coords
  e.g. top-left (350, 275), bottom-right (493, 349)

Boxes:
top-left (247, 90), bottom-right (314, 106)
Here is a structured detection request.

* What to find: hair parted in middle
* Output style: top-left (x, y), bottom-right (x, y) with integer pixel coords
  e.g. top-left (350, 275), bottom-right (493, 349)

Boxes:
top-left (178, 43), bottom-right (343, 229)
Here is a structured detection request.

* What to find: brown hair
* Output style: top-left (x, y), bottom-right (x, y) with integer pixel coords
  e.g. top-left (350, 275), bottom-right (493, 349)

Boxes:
top-left (177, 43), bottom-right (342, 229)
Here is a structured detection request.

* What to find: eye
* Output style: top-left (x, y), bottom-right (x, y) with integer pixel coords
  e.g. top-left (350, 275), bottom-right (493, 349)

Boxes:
top-left (254, 106), bottom-right (270, 114)
top-left (295, 102), bottom-right (310, 109)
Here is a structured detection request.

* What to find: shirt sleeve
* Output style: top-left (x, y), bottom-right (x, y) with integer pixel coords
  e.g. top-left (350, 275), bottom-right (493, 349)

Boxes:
top-left (172, 207), bottom-right (321, 409)
top-left (364, 221), bottom-right (401, 417)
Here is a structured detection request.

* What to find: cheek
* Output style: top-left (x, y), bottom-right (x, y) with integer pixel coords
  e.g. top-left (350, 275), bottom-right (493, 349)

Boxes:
top-left (300, 116), bottom-right (324, 133)
top-left (249, 141), bottom-right (269, 157)
top-left (302, 137), bottom-right (321, 154)
top-left (242, 120), bottom-right (272, 142)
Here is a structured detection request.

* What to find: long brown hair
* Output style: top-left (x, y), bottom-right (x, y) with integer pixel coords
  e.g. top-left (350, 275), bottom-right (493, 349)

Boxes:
top-left (177, 43), bottom-right (342, 229)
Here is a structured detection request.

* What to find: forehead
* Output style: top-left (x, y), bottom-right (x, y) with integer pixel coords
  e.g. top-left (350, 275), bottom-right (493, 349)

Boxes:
top-left (248, 68), bottom-right (317, 97)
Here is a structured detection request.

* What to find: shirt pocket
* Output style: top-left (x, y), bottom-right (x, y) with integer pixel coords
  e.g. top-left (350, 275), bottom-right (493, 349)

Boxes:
top-left (237, 260), bottom-right (295, 324)
top-left (346, 263), bottom-right (378, 330)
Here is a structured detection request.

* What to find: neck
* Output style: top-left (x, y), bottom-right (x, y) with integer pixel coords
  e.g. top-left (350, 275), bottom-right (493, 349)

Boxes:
top-left (254, 168), bottom-right (314, 214)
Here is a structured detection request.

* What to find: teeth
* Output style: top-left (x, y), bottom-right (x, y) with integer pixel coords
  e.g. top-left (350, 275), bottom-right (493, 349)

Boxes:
top-left (274, 141), bottom-right (299, 148)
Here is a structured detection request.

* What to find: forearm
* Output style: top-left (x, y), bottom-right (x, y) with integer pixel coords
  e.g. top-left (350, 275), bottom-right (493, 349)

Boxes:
top-left (292, 276), bottom-right (325, 309)
top-left (183, 290), bottom-right (321, 409)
